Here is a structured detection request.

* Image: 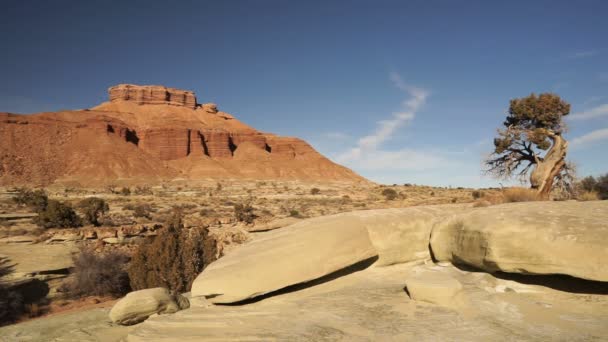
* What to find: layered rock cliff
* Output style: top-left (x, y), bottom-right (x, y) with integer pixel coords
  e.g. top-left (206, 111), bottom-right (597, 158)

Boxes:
top-left (109, 84), bottom-right (197, 108)
top-left (0, 84), bottom-right (366, 186)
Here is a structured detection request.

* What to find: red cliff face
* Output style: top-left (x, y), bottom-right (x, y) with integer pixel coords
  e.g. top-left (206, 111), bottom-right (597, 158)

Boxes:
top-left (0, 84), bottom-right (366, 186)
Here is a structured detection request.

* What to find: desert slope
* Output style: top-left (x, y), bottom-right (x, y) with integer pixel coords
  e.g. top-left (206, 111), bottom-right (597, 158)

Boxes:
top-left (0, 84), bottom-right (366, 186)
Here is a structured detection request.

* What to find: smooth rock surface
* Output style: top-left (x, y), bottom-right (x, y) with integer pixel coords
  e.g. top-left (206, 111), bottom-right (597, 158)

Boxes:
top-left (191, 213), bottom-right (378, 303)
top-left (109, 288), bottom-right (190, 325)
top-left (129, 263), bottom-right (608, 341)
top-left (430, 201), bottom-right (608, 282)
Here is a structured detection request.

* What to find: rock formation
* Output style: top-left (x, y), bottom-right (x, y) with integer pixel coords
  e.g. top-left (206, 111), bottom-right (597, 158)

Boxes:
top-left (0, 84), bottom-right (365, 186)
top-left (108, 84), bottom-right (197, 109)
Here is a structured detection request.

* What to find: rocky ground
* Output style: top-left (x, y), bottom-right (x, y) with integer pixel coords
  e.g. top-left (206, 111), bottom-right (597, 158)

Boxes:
top-left (1, 184), bottom-right (606, 341)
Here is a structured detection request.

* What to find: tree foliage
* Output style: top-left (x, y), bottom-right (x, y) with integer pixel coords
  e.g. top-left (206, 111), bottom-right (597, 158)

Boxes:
top-left (486, 93), bottom-right (572, 196)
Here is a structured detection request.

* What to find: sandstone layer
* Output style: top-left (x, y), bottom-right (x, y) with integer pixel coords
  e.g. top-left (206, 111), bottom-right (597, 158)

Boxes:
top-left (0, 84), bottom-right (366, 186)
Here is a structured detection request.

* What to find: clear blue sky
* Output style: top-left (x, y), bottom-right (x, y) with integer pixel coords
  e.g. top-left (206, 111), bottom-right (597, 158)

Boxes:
top-left (1, 0), bottom-right (607, 187)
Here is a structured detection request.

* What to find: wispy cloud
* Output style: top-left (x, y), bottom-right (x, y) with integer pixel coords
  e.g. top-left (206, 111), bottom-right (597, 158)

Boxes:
top-left (337, 72), bottom-right (429, 162)
top-left (571, 128), bottom-right (608, 147)
top-left (569, 104), bottom-right (608, 120)
top-left (566, 50), bottom-right (598, 59)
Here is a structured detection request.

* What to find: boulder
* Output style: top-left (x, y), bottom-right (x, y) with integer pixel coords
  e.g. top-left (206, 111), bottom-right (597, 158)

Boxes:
top-left (430, 201), bottom-right (608, 282)
top-left (109, 288), bottom-right (190, 325)
top-left (191, 213), bottom-right (378, 303)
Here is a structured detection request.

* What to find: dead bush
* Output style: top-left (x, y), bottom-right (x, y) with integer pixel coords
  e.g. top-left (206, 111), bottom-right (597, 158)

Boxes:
top-left (60, 248), bottom-right (130, 298)
top-left (128, 209), bottom-right (217, 293)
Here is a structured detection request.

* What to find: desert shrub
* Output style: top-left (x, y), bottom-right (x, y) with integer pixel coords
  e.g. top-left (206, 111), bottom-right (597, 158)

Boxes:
top-left (133, 185), bottom-right (153, 195)
top-left (596, 174), bottom-right (608, 200)
top-left (451, 198), bottom-right (458, 203)
top-left (60, 248), bottom-right (130, 298)
top-left (579, 176), bottom-right (597, 192)
top-left (381, 188), bottom-right (398, 200)
top-left (128, 210), bottom-right (217, 293)
top-left (12, 188), bottom-right (48, 211)
top-left (199, 208), bottom-right (216, 217)
top-left (310, 188), bottom-right (321, 195)
top-left (35, 200), bottom-right (81, 229)
top-left (77, 197), bottom-right (109, 226)
top-left (120, 187), bottom-right (131, 196)
top-left (289, 209), bottom-right (301, 218)
top-left (577, 190), bottom-right (600, 201)
top-left (133, 204), bottom-right (154, 219)
top-left (501, 187), bottom-right (540, 203)
top-left (0, 258), bottom-right (24, 325)
top-left (430, 191), bottom-right (435, 196)
top-left (234, 202), bottom-right (256, 224)
top-left (471, 190), bottom-right (482, 199)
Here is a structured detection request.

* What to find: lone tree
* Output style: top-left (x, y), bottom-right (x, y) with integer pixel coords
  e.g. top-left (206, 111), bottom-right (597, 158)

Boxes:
top-left (485, 93), bottom-right (572, 198)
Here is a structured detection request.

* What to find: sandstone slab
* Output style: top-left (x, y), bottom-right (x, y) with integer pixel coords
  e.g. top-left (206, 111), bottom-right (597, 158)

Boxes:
top-left (109, 288), bottom-right (190, 325)
top-left (430, 201), bottom-right (608, 282)
top-left (404, 267), bottom-right (464, 307)
top-left (191, 213), bottom-right (378, 303)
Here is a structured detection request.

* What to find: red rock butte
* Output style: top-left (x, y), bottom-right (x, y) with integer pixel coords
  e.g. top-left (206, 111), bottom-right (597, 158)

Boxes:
top-left (0, 84), bottom-right (366, 186)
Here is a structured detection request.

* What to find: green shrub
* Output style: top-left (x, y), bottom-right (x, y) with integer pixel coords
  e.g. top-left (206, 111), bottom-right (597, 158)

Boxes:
top-left (77, 197), bottom-right (109, 226)
top-left (234, 203), bottom-right (256, 224)
top-left (128, 210), bottom-right (217, 293)
top-left (12, 188), bottom-right (48, 211)
top-left (381, 188), bottom-right (398, 200)
top-left (60, 248), bottom-right (130, 298)
top-left (35, 200), bottom-right (81, 229)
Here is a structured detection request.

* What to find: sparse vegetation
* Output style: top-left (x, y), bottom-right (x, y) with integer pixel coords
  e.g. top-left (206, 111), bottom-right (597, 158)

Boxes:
top-left (234, 202), bottom-right (256, 224)
top-left (12, 188), bottom-right (48, 211)
top-left (77, 197), bottom-right (109, 226)
top-left (381, 188), bottom-right (398, 200)
top-left (310, 188), bottom-right (321, 195)
top-left (577, 173), bottom-right (608, 200)
top-left (35, 200), bottom-right (82, 229)
top-left (133, 203), bottom-right (154, 219)
top-left (577, 191), bottom-right (600, 201)
top-left (60, 248), bottom-right (130, 298)
top-left (128, 209), bottom-right (217, 293)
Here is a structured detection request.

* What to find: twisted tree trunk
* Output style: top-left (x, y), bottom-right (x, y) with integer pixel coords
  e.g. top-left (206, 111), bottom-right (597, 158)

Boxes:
top-left (529, 133), bottom-right (568, 199)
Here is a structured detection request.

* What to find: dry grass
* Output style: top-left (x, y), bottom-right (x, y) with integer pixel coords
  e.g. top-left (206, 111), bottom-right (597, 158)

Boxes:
top-left (577, 190), bottom-right (600, 201)
top-left (501, 187), bottom-right (540, 203)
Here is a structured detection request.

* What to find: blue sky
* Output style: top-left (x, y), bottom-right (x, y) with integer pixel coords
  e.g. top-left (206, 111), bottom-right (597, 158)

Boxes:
top-left (1, 0), bottom-right (607, 187)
